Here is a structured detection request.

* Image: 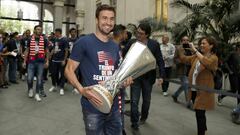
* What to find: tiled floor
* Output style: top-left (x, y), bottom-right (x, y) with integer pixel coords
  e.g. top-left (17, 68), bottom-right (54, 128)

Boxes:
top-left (0, 79), bottom-right (239, 135)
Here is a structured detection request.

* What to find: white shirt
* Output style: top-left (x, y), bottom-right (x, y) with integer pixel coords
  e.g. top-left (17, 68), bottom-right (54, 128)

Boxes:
top-left (160, 43), bottom-right (175, 67)
top-left (192, 60), bottom-right (201, 91)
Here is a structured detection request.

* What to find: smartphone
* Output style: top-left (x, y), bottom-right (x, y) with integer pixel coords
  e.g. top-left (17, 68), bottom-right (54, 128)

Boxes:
top-left (183, 43), bottom-right (190, 49)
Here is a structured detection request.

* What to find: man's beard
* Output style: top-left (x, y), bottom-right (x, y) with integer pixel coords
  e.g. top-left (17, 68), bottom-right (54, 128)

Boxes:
top-left (36, 32), bottom-right (42, 36)
top-left (98, 25), bottom-right (112, 36)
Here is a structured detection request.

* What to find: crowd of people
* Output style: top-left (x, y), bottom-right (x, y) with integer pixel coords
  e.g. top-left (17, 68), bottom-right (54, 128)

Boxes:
top-left (0, 25), bottom-right (79, 100)
top-left (0, 4), bottom-right (239, 135)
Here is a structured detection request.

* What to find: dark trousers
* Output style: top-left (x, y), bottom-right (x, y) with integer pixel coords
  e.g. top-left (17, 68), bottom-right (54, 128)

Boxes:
top-left (130, 77), bottom-right (153, 127)
top-left (0, 64), bottom-right (4, 85)
top-left (192, 91), bottom-right (197, 104)
top-left (8, 58), bottom-right (17, 82)
top-left (162, 67), bottom-right (172, 92)
top-left (51, 62), bottom-right (65, 88)
top-left (43, 68), bottom-right (48, 80)
top-left (221, 74), bottom-right (240, 104)
top-left (18, 57), bottom-right (26, 77)
top-left (195, 109), bottom-right (207, 135)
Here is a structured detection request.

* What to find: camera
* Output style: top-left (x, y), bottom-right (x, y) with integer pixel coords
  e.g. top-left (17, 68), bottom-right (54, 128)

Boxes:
top-left (183, 43), bottom-right (190, 49)
top-left (183, 43), bottom-right (192, 56)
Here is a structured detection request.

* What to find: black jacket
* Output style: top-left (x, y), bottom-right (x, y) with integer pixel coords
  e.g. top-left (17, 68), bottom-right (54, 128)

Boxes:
top-left (225, 51), bottom-right (240, 74)
top-left (122, 39), bottom-right (165, 84)
top-left (5, 38), bottom-right (18, 59)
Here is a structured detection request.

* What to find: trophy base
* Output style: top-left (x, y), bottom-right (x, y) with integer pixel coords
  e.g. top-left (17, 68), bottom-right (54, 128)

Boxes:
top-left (91, 85), bottom-right (113, 113)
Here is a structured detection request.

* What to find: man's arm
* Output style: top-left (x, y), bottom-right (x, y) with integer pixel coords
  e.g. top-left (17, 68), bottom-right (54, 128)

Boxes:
top-left (23, 47), bottom-right (29, 68)
top-left (65, 59), bottom-right (82, 92)
top-left (62, 40), bottom-right (69, 66)
top-left (44, 38), bottom-right (49, 68)
top-left (19, 39), bottom-right (24, 58)
top-left (65, 59), bottom-right (102, 106)
top-left (44, 48), bottom-right (49, 68)
top-left (155, 42), bottom-right (165, 79)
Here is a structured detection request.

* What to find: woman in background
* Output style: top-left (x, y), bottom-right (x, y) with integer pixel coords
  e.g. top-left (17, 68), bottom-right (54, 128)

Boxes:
top-left (180, 37), bottom-right (218, 135)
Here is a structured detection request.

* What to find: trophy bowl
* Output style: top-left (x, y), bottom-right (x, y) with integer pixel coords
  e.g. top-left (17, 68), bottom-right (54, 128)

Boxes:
top-left (90, 85), bottom-right (113, 113)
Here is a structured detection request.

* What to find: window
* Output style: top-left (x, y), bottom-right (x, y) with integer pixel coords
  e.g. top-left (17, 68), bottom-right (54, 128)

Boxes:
top-left (110, 0), bottom-right (117, 8)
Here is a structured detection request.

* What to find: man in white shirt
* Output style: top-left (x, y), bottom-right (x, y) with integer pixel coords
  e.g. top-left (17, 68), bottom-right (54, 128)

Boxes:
top-left (160, 34), bottom-right (175, 96)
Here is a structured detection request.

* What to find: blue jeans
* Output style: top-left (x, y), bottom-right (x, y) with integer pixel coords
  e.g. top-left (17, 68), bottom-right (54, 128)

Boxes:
top-left (8, 58), bottom-right (17, 82)
top-left (82, 108), bottom-right (122, 135)
top-left (130, 77), bottom-right (153, 127)
top-left (173, 75), bottom-right (189, 101)
top-left (27, 62), bottom-right (44, 94)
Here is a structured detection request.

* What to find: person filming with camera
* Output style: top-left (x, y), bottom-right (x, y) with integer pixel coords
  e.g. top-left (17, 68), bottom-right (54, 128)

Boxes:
top-left (172, 36), bottom-right (193, 106)
top-left (179, 37), bottom-right (218, 135)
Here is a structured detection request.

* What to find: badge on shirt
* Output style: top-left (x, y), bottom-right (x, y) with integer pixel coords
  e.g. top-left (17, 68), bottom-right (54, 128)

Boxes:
top-left (35, 41), bottom-right (39, 54)
top-left (54, 42), bottom-right (59, 53)
top-left (69, 42), bottom-right (73, 52)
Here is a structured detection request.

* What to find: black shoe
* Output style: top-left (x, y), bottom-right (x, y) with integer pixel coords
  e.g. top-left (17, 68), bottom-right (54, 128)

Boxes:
top-left (139, 119), bottom-right (146, 125)
top-left (125, 100), bottom-right (130, 104)
top-left (172, 95), bottom-right (178, 103)
top-left (217, 95), bottom-right (223, 106)
top-left (40, 91), bottom-right (47, 97)
top-left (10, 81), bottom-right (19, 84)
top-left (4, 82), bottom-right (10, 86)
top-left (124, 110), bottom-right (131, 117)
top-left (0, 85), bottom-right (8, 89)
top-left (122, 129), bottom-right (127, 135)
top-left (186, 102), bottom-right (193, 110)
top-left (131, 124), bottom-right (139, 130)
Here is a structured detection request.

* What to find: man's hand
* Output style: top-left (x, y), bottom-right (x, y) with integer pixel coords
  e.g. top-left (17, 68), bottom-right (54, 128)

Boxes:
top-left (163, 56), bottom-right (167, 60)
top-left (157, 78), bottom-right (163, 86)
top-left (21, 54), bottom-right (25, 59)
top-left (44, 61), bottom-right (49, 69)
top-left (61, 60), bottom-right (66, 66)
top-left (81, 87), bottom-right (103, 107)
top-left (22, 62), bottom-right (26, 69)
top-left (122, 77), bottom-right (134, 87)
top-left (189, 43), bottom-right (197, 52)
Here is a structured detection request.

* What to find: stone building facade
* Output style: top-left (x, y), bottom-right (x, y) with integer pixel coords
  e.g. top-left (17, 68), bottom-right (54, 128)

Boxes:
top-left (4, 0), bottom-right (239, 35)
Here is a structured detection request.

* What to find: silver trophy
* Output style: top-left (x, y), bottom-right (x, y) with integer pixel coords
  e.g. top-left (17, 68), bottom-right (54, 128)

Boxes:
top-left (90, 41), bottom-right (156, 113)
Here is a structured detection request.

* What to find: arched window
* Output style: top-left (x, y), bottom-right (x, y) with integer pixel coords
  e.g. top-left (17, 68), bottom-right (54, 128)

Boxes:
top-left (43, 9), bottom-right (53, 35)
top-left (0, 0), bottom-right (54, 35)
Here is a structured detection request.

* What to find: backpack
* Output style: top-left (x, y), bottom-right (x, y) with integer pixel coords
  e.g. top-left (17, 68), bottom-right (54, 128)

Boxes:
top-left (213, 68), bottom-right (223, 90)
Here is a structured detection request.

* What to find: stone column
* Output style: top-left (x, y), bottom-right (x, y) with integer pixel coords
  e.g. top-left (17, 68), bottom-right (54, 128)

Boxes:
top-left (162, 0), bottom-right (168, 24)
top-left (76, 9), bottom-right (85, 34)
top-left (116, 0), bottom-right (126, 24)
top-left (84, 0), bottom-right (96, 33)
top-left (53, 0), bottom-right (65, 29)
top-left (75, 0), bottom-right (85, 34)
